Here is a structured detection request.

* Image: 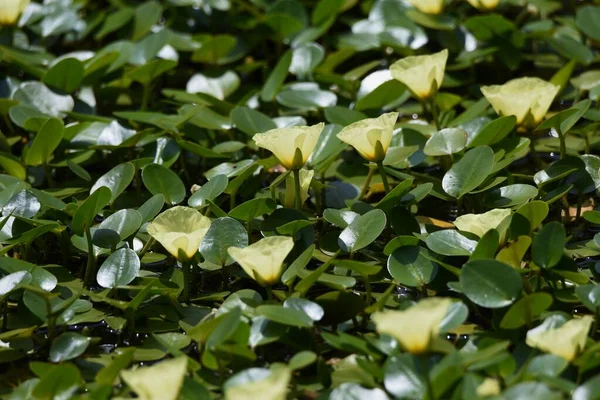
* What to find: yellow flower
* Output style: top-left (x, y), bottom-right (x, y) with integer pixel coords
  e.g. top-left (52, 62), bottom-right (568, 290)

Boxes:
top-left (406, 0), bottom-right (444, 14)
top-left (282, 169), bottom-right (314, 209)
top-left (227, 236), bottom-right (294, 286)
top-left (121, 357), bottom-right (188, 400)
top-left (372, 297), bottom-right (452, 354)
top-left (454, 208), bottom-right (511, 238)
top-left (147, 206), bottom-right (211, 260)
top-left (336, 112), bottom-right (398, 162)
top-left (253, 123), bottom-right (324, 170)
top-left (480, 77), bottom-right (560, 128)
top-left (224, 365), bottom-right (290, 400)
top-left (466, 0), bottom-right (500, 10)
top-left (526, 316), bottom-right (593, 361)
top-left (476, 378), bottom-right (501, 397)
top-left (390, 50), bottom-right (448, 100)
top-left (0, 0), bottom-right (28, 25)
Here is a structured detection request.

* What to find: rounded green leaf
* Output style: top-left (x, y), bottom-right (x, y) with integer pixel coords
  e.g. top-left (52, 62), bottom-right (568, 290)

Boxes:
top-left (142, 163), bottom-right (186, 205)
top-left (425, 230), bottom-right (478, 256)
top-left (199, 217), bottom-right (248, 266)
top-left (442, 146), bottom-right (494, 198)
top-left (484, 184), bottom-right (538, 207)
top-left (97, 248), bottom-right (140, 288)
top-left (49, 333), bottom-right (90, 363)
top-left (532, 221), bottom-right (566, 269)
top-left (423, 128), bottom-right (467, 156)
top-left (460, 259), bottom-right (523, 308)
top-left (91, 163), bottom-right (135, 205)
top-left (72, 186), bottom-right (112, 236)
top-left (24, 118), bottom-right (64, 166)
top-left (387, 246), bottom-right (438, 287)
top-left (500, 293), bottom-right (553, 329)
top-left (188, 175), bottom-right (228, 208)
top-left (468, 115), bottom-right (516, 147)
top-left (93, 209), bottom-right (142, 248)
top-left (43, 58), bottom-right (85, 93)
top-left (338, 209), bottom-right (387, 253)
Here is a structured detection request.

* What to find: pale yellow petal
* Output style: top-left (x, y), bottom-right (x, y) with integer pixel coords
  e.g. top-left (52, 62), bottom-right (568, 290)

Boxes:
top-left (253, 123), bottom-right (324, 169)
top-left (284, 169), bottom-right (314, 209)
top-left (406, 0), bottom-right (444, 14)
top-left (481, 77), bottom-right (559, 127)
top-left (466, 0), bottom-right (500, 10)
top-left (121, 357), bottom-right (188, 400)
top-left (147, 206), bottom-right (211, 260)
top-left (454, 208), bottom-right (511, 238)
top-left (390, 50), bottom-right (448, 100)
top-left (372, 297), bottom-right (452, 353)
top-left (476, 378), bottom-right (501, 397)
top-left (227, 236), bottom-right (294, 286)
top-left (0, 0), bottom-right (29, 25)
top-left (337, 112), bottom-right (398, 161)
top-left (526, 316), bottom-right (593, 361)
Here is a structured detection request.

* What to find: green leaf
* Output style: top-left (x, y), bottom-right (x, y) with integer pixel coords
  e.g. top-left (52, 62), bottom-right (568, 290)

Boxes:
top-left (500, 293), bottom-right (553, 329)
top-left (229, 198), bottom-right (277, 221)
top-left (423, 128), bottom-right (468, 156)
top-left (387, 246), bottom-right (438, 287)
top-left (384, 354), bottom-right (426, 399)
top-left (24, 118), bottom-right (64, 166)
top-left (199, 217), bottom-right (248, 267)
top-left (468, 116), bottom-right (516, 147)
top-left (426, 230), bottom-right (478, 256)
top-left (97, 248), bottom-right (140, 288)
top-left (49, 333), bottom-right (90, 362)
top-left (442, 146), bottom-right (494, 198)
top-left (230, 107), bottom-right (276, 136)
top-left (95, 7), bottom-right (135, 40)
top-left (338, 209), bottom-right (387, 253)
top-left (484, 184), bottom-right (538, 207)
top-left (91, 162), bottom-right (136, 205)
top-left (532, 222), bottom-right (566, 269)
top-left (133, 0), bottom-right (163, 40)
top-left (460, 259), bottom-right (523, 308)
top-left (94, 209), bottom-right (142, 248)
top-left (128, 59), bottom-right (177, 85)
top-left (142, 163), bottom-right (186, 205)
top-left (573, 373), bottom-right (600, 400)
top-left (31, 364), bottom-right (82, 399)
top-left (261, 50), bottom-right (293, 102)
top-left (255, 304), bottom-right (314, 328)
top-left (138, 194), bottom-right (165, 224)
top-left (72, 187), bottom-right (112, 236)
top-left (188, 175), bottom-right (228, 208)
top-left (43, 58), bottom-right (85, 93)
top-left (576, 5), bottom-right (600, 41)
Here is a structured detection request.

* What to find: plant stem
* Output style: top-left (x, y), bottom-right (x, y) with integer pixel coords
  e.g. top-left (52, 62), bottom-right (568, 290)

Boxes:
top-left (265, 285), bottom-right (273, 301)
top-left (293, 169), bottom-right (302, 211)
top-left (141, 83), bottom-right (151, 111)
top-left (138, 237), bottom-right (155, 258)
top-left (359, 166), bottom-right (376, 199)
top-left (376, 161), bottom-right (390, 194)
top-left (43, 164), bottom-right (54, 188)
top-left (182, 261), bottom-right (190, 303)
top-left (557, 127), bottom-right (566, 160)
top-left (428, 98), bottom-right (441, 130)
top-left (83, 225), bottom-right (95, 286)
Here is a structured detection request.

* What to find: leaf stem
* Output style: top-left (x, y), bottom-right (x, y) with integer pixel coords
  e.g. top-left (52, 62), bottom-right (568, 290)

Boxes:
top-left (182, 260), bottom-right (190, 303)
top-left (294, 169), bottom-right (302, 211)
top-left (83, 225), bottom-right (95, 287)
top-left (557, 126), bottom-right (566, 160)
top-left (359, 165), bottom-right (376, 200)
top-left (376, 161), bottom-right (390, 194)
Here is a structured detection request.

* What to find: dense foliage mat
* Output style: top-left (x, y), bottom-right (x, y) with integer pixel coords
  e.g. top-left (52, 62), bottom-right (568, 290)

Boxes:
top-left (2, 0), bottom-right (600, 398)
